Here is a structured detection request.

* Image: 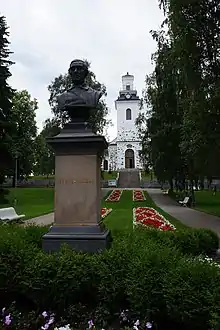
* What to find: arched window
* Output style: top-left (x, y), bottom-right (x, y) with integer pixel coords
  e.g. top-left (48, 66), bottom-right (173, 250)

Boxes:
top-left (126, 108), bottom-right (132, 120)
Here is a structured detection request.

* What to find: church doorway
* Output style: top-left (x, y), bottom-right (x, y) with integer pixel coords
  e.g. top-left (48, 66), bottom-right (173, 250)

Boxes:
top-left (125, 149), bottom-right (135, 168)
top-left (103, 159), bottom-right (108, 171)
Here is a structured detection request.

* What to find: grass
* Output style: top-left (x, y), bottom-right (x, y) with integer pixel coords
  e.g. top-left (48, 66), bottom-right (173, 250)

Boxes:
top-left (30, 173), bottom-right (118, 181)
top-left (29, 175), bottom-right (55, 180)
top-left (102, 171), bottom-right (117, 180)
top-left (141, 170), bottom-right (155, 180)
top-left (0, 188), bottom-right (184, 229)
top-left (0, 188), bottom-right (54, 220)
top-left (170, 189), bottom-right (220, 218)
top-left (194, 190), bottom-right (220, 217)
top-left (103, 190), bottom-right (185, 232)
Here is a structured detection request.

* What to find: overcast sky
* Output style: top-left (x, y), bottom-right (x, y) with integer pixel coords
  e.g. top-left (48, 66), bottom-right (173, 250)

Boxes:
top-left (1, 0), bottom-right (164, 140)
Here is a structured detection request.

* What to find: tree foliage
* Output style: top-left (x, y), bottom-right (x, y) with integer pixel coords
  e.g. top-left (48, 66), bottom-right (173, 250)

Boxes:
top-left (34, 118), bottom-right (60, 176)
top-left (48, 60), bottom-right (109, 134)
top-left (137, 0), bottom-right (220, 194)
top-left (0, 16), bottom-right (14, 184)
top-left (9, 90), bottom-right (38, 178)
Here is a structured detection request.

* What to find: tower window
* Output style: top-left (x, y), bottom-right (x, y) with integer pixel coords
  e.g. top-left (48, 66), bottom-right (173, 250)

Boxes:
top-left (126, 108), bottom-right (132, 120)
top-left (126, 84), bottom-right (130, 90)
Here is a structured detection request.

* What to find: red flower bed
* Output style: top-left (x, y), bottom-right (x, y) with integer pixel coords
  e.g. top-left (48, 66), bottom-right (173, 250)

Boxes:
top-left (105, 189), bottom-right (122, 202)
top-left (133, 190), bottom-right (146, 201)
top-left (133, 207), bottom-right (176, 231)
top-left (101, 207), bottom-right (112, 219)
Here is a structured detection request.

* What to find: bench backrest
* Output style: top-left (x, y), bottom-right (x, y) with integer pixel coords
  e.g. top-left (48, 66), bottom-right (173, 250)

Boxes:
top-left (0, 207), bottom-right (17, 218)
top-left (183, 197), bottom-right (189, 203)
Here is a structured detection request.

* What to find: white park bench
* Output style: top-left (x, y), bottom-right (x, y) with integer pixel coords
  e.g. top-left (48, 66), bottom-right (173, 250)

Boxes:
top-left (178, 197), bottom-right (190, 207)
top-left (0, 207), bottom-right (25, 223)
top-left (162, 190), bottom-right (169, 195)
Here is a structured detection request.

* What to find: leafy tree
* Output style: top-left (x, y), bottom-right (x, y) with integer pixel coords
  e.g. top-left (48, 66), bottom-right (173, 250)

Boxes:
top-left (137, 30), bottom-right (183, 190)
top-left (9, 90), bottom-right (38, 182)
top-left (0, 16), bottom-right (14, 189)
top-left (34, 118), bottom-right (60, 176)
top-left (138, 0), bottom-right (220, 200)
top-left (48, 59), bottom-right (110, 134)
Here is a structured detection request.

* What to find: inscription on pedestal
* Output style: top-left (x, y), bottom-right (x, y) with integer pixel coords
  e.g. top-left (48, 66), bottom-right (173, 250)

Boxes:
top-left (57, 178), bottom-right (93, 184)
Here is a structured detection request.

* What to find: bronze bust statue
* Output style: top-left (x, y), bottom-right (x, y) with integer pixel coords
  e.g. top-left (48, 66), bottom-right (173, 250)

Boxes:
top-left (57, 59), bottom-right (102, 123)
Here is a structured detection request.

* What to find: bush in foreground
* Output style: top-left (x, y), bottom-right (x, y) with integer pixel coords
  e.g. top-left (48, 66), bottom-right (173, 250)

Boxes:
top-left (0, 225), bottom-right (219, 329)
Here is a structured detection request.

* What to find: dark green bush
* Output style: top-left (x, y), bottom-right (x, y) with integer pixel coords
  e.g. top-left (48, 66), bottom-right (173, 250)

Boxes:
top-left (132, 227), bottom-right (219, 256)
top-left (0, 224), bottom-right (220, 329)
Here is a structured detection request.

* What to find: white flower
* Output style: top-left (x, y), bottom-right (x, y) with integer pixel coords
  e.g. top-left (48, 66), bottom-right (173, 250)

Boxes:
top-left (146, 322), bottom-right (153, 328)
top-left (54, 326), bottom-right (72, 330)
top-left (2, 307), bottom-right (5, 315)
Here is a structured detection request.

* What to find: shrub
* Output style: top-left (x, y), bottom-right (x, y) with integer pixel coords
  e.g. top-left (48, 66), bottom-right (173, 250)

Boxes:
top-left (132, 227), bottom-right (219, 257)
top-left (163, 256), bottom-right (220, 329)
top-left (0, 225), bottom-right (220, 329)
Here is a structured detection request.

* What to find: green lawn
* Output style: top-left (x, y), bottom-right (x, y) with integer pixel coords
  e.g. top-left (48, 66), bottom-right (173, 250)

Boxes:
top-left (194, 190), bottom-right (220, 217)
top-left (0, 188), bottom-right (54, 220)
top-left (103, 190), bottom-right (185, 231)
top-left (31, 173), bottom-right (117, 180)
top-left (102, 171), bottom-right (117, 180)
top-left (0, 188), bottom-right (184, 229)
top-left (30, 175), bottom-right (55, 180)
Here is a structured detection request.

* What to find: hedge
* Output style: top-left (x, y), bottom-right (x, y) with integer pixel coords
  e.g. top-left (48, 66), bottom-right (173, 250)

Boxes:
top-left (0, 224), bottom-right (219, 329)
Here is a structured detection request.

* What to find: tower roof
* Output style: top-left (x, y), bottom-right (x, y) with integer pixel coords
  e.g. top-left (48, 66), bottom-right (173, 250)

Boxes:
top-left (122, 72), bottom-right (134, 77)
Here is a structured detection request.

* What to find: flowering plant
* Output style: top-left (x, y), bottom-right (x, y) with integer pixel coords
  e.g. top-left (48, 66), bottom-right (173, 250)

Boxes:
top-left (0, 305), bottom-right (155, 330)
top-left (133, 207), bottom-right (176, 231)
top-left (133, 190), bottom-right (146, 202)
top-left (101, 207), bottom-right (112, 219)
top-left (105, 189), bottom-right (122, 202)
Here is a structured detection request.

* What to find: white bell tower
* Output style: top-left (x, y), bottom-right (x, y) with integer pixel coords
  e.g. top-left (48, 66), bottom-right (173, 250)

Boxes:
top-left (115, 73), bottom-right (142, 169)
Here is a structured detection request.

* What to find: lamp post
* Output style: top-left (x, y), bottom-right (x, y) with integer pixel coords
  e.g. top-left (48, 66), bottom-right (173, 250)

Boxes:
top-left (15, 152), bottom-right (18, 188)
top-left (14, 151), bottom-right (19, 206)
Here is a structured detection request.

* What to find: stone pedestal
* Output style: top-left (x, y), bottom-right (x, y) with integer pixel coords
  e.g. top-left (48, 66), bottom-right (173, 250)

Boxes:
top-left (42, 122), bottom-right (112, 253)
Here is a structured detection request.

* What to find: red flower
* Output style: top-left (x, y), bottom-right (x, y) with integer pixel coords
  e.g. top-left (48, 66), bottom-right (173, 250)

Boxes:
top-left (101, 207), bottom-right (112, 219)
top-left (105, 190), bottom-right (122, 202)
top-left (133, 190), bottom-right (146, 201)
top-left (133, 207), bottom-right (176, 231)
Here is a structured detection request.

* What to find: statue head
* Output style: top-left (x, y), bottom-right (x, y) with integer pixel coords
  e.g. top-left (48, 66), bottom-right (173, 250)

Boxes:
top-left (68, 59), bottom-right (89, 85)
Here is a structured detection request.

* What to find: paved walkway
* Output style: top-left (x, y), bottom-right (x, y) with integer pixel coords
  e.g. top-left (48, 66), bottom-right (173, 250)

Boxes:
top-left (147, 189), bottom-right (220, 236)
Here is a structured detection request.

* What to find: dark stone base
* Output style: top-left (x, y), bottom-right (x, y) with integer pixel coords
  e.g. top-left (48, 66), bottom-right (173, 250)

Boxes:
top-left (42, 224), bottom-right (112, 253)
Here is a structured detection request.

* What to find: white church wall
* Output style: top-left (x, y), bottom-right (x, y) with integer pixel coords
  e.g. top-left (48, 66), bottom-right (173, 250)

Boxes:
top-left (116, 100), bottom-right (141, 142)
top-left (108, 144), bottom-right (117, 171)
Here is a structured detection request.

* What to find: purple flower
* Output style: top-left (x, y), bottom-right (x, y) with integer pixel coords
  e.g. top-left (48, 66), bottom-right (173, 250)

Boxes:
top-left (42, 311), bottom-right (48, 318)
top-left (41, 324), bottom-right (49, 330)
top-left (146, 321), bottom-right (153, 329)
top-left (48, 316), bottom-right (55, 325)
top-left (134, 320), bottom-right (140, 326)
top-left (4, 314), bottom-right (12, 326)
top-left (88, 320), bottom-right (94, 329)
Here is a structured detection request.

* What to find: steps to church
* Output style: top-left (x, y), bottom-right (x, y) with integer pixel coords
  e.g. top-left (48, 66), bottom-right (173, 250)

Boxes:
top-left (118, 170), bottom-right (140, 188)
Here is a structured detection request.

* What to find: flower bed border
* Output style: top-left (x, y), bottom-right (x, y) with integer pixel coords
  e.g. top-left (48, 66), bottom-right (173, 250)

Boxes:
top-left (105, 189), bottom-right (122, 202)
top-left (133, 207), bottom-right (176, 231)
top-left (132, 190), bottom-right (146, 201)
top-left (101, 207), bottom-right (112, 219)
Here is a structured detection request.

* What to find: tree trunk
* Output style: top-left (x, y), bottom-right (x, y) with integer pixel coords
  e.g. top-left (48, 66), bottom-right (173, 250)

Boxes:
top-left (169, 179), bottom-right (173, 192)
top-left (190, 179), bottom-right (195, 206)
top-left (12, 174), bottom-right (15, 188)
